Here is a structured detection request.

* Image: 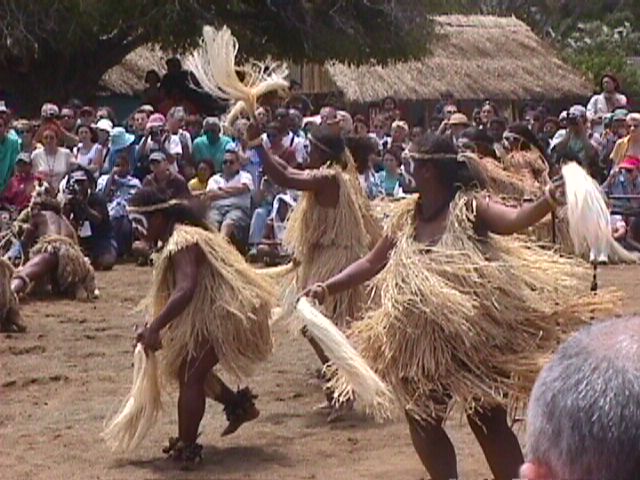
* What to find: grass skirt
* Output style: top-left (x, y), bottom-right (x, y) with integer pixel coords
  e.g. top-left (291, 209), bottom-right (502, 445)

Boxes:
top-left (27, 235), bottom-right (96, 299)
top-left (338, 194), bottom-right (618, 423)
top-left (150, 225), bottom-right (274, 383)
top-left (283, 168), bottom-right (378, 327)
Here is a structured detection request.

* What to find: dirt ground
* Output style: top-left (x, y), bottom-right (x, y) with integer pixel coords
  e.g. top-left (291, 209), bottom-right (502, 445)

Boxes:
top-left (1, 263), bottom-right (637, 480)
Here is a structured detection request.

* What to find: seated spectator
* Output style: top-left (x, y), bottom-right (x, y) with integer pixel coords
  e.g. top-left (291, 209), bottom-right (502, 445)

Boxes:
top-left (610, 112), bottom-right (640, 169)
top-left (31, 127), bottom-right (75, 191)
top-left (550, 105), bottom-right (600, 176)
top-left (253, 192), bottom-right (297, 265)
top-left (59, 106), bottom-right (79, 149)
top-left (188, 158), bottom-right (215, 193)
top-left (600, 109), bottom-right (629, 175)
top-left (521, 316), bottom-right (640, 480)
top-left (487, 117), bottom-right (507, 158)
top-left (348, 135), bottom-right (384, 200)
top-left (353, 115), bottom-right (368, 137)
top-left (602, 157), bottom-right (640, 213)
top-left (479, 100), bottom-right (500, 128)
top-left (368, 114), bottom-right (392, 151)
top-left (0, 114), bottom-right (20, 194)
top-left (185, 114), bottom-right (203, 143)
top-left (192, 116), bottom-right (233, 172)
top-left (444, 113), bottom-right (470, 143)
top-left (78, 106), bottom-right (96, 126)
top-left (205, 148), bottom-right (253, 244)
top-left (105, 127), bottom-right (136, 176)
top-left (166, 106), bottom-right (193, 179)
top-left (97, 154), bottom-right (142, 257)
top-left (247, 175), bottom-right (283, 261)
top-left (1, 152), bottom-right (38, 213)
top-left (62, 167), bottom-right (117, 270)
top-left (376, 146), bottom-right (404, 198)
top-left (131, 108), bottom-right (149, 141)
top-left (14, 120), bottom-right (37, 154)
top-left (142, 151), bottom-right (191, 199)
top-left (74, 124), bottom-right (104, 177)
top-left (136, 113), bottom-right (182, 175)
top-left (586, 73), bottom-right (628, 136)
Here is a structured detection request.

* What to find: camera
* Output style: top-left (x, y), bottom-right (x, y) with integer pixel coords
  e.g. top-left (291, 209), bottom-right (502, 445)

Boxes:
top-left (566, 114), bottom-right (580, 126)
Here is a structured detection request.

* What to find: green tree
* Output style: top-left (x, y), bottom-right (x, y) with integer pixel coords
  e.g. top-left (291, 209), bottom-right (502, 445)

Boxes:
top-left (0, 0), bottom-right (443, 113)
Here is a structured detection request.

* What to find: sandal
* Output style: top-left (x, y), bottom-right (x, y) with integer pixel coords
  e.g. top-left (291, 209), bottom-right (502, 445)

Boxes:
top-left (221, 387), bottom-right (260, 437)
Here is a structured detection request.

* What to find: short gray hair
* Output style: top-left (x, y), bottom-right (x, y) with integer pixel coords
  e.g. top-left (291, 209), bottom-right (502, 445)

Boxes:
top-left (526, 317), bottom-right (640, 479)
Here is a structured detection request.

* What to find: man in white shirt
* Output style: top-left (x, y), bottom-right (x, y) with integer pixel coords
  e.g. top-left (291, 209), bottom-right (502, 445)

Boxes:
top-left (205, 148), bottom-right (253, 242)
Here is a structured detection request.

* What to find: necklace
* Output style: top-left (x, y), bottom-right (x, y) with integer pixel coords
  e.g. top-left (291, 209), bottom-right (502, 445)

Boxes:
top-left (44, 149), bottom-right (57, 178)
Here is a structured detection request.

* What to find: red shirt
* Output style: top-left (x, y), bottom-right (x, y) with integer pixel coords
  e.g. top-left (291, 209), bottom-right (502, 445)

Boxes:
top-left (1, 173), bottom-right (38, 211)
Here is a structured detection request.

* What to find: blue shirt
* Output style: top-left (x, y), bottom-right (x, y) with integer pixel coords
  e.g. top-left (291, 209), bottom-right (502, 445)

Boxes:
top-left (97, 173), bottom-right (142, 218)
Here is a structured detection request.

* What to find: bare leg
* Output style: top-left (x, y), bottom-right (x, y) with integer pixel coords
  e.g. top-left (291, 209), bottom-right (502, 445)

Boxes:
top-left (203, 372), bottom-right (237, 405)
top-left (405, 410), bottom-right (458, 480)
top-left (11, 252), bottom-right (58, 296)
top-left (220, 221), bottom-right (235, 242)
top-left (178, 345), bottom-right (219, 445)
top-left (466, 405), bottom-right (523, 480)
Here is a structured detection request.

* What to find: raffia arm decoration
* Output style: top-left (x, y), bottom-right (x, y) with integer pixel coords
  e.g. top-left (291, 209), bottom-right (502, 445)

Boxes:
top-left (296, 297), bottom-right (395, 421)
top-left (562, 161), bottom-right (638, 264)
top-left (102, 344), bottom-right (162, 452)
top-left (186, 26), bottom-right (289, 125)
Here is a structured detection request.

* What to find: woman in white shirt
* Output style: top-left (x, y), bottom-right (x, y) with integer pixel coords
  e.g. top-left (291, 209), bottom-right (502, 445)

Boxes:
top-left (587, 74), bottom-right (628, 135)
top-left (74, 124), bottom-right (104, 177)
top-left (31, 128), bottom-right (75, 190)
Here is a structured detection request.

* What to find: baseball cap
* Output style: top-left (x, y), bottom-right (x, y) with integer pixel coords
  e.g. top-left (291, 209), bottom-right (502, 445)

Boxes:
top-left (95, 118), bottom-right (114, 133)
top-left (40, 102), bottom-right (60, 118)
top-left (449, 113), bottom-right (470, 126)
top-left (568, 105), bottom-right (587, 118)
top-left (16, 152), bottom-right (31, 164)
top-left (612, 109), bottom-right (629, 121)
top-left (69, 169), bottom-right (89, 182)
top-left (147, 113), bottom-right (166, 128)
top-left (391, 120), bottom-right (409, 132)
top-left (0, 101), bottom-right (8, 114)
top-left (203, 117), bottom-right (221, 129)
top-left (149, 151), bottom-right (167, 163)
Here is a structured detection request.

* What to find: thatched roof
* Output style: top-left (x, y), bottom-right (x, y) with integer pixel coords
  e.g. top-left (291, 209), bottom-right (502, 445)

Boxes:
top-left (100, 15), bottom-right (591, 101)
top-left (100, 46), bottom-right (169, 96)
top-left (295, 15), bottom-right (592, 101)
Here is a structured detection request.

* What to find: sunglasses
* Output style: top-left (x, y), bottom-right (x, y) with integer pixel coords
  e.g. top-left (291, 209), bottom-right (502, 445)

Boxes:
top-left (61, 114), bottom-right (74, 119)
top-left (222, 159), bottom-right (236, 165)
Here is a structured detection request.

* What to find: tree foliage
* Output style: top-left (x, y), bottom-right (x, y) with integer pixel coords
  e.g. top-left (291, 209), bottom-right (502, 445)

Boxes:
top-left (0, 0), bottom-right (447, 112)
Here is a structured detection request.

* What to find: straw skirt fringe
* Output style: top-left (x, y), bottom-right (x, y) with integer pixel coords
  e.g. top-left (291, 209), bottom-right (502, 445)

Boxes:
top-left (150, 225), bottom-right (274, 383)
top-left (283, 168), bottom-right (379, 327)
top-left (28, 235), bottom-right (97, 298)
top-left (337, 195), bottom-right (618, 423)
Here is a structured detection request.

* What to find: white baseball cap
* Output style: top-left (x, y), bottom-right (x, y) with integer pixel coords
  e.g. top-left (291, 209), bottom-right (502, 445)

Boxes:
top-left (95, 118), bottom-right (114, 134)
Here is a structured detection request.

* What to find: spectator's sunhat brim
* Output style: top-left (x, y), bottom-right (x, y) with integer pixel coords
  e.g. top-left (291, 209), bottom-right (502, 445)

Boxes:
top-left (110, 129), bottom-right (135, 150)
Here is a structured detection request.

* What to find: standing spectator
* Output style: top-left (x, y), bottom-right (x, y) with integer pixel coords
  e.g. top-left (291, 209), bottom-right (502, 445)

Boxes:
top-left (368, 114), bottom-right (392, 152)
top-left (59, 106), bottom-right (78, 149)
top-left (97, 154), bottom-right (142, 257)
top-left (377, 146), bottom-right (404, 197)
top-left (380, 96), bottom-right (398, 117)
top-left (106, 127), bottom-right (136, 175)
top-left (446, 113), bottom-right (471, 143)
top-left (31, 128), bottom-right (74, 190)
top-left (435, 90), bottom-right (457, 117)
top-left (587, 73), bottom-right (628, 135)
top-left (96, 106), bottom-right (117, 125)
top-left (74, 124), bottom-right (104, 177)
top-left (142, 151), bottom-right (190, 199)
top-left (142, 70), bottom-right (163, 108)
top-left (550, 105), bottom-right (600, 175)
top-left (78, 106), bottom-right (96, 126)
top-left (487, 117), bottom-right (508, 158)
top-left (479, 101), bottom-right (499, 128)
top-left (390, 120), bottom-right (409, 149)
top-left (62, 167), bottom-right (117, 270)
top-left (0, 152), bottom-right (37, 212)
top-left (192, 117), bottom-right (233, 172)
top-left (205, 148), bottom-right (253, 243)
top-left (131, 109), bottom-right (149, 140)
top-left (187, 158), bottom-right (215, 193)
top-left (521, 317), bottom-right (640, 480)
top-left (255, 106), bottom-right (270, 131)
top-left (285, 80), bottom-right (313, 116)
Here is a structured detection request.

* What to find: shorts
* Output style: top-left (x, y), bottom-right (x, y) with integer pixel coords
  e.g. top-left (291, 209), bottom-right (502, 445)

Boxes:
top-left (207, 205), bottom-right (251, 233)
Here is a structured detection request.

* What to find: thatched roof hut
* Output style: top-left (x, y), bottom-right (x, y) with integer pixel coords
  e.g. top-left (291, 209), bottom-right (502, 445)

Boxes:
top-left (291, 15), bottom-right (591, 102)
top-left (100, 15), bottom-right (591, 103)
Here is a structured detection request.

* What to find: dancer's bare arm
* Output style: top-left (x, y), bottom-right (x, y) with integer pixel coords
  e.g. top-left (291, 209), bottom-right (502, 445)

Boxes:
top-left (137, 245), bottom-right (201, 350)
top-left (255, 145), bottom-right (335, 193)
top-left (305, 235), bottom-right (395, 304)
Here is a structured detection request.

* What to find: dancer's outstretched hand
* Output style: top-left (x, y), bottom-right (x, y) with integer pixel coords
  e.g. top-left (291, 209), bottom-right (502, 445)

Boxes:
top-left (546, 175), bottom-right (566, 207)
top-left (135, 324), bottom-right (162, 352)
top-left (302, 283), bottom-right (328, 305)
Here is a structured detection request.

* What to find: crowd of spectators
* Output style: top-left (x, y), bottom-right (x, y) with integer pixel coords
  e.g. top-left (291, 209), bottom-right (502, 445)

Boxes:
top-left (0, 71), bottom-right (638, 268)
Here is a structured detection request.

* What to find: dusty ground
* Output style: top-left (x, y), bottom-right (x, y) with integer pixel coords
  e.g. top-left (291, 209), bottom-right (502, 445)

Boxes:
top-left (1, 263), bottom-right (637, 480)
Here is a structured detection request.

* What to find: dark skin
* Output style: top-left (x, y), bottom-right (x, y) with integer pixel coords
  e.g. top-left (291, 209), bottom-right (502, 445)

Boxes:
top-left (11, 207), bottom-right (77, 296)
top-left (305, 153), bottom-right (562, 480)
top-left (135, 214), bottom-right (253, 446)
top-left (63, 178), bottom-right (116, 270)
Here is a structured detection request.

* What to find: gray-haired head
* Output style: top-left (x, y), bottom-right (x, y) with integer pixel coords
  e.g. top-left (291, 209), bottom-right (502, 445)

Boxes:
top-left (525, 316), bottom-right (640, 480)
